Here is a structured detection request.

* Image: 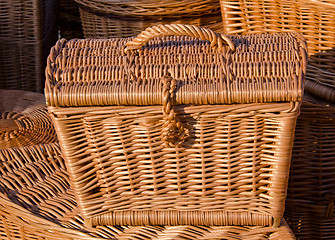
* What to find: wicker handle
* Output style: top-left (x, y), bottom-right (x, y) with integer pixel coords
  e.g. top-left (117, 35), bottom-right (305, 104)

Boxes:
top-left (161, 73), bottom-right (189, 147)
top-left (0, 119), bottom-right (20, 133)
top-left (125, 24), bottom-right (235, 52)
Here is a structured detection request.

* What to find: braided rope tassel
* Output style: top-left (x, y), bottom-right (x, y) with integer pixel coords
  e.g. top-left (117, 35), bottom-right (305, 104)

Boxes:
top-left (161, 73), bottom-right (189, 147)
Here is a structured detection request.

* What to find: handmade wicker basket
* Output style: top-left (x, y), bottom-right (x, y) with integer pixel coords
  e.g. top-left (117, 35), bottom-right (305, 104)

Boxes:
top-left (220, 0), bottom-right (335, 56)
top-left (0, 0), bottom-right (58, 92)
top-left (0, 90), bottom-right (57, 149)
top-left (45, 24), bottom-right (307, 227)
top-left (0, 143), bottom-right (296, 239)
top-left (74, 0), bottom-right (223, 38)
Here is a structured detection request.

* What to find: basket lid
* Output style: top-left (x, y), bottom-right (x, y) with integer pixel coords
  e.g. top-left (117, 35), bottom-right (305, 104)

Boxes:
top-left (45, 24), bottom-right (307, 107)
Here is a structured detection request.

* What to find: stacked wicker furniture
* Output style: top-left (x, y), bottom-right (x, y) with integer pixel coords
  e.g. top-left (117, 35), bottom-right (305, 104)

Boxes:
top-left (220, 1), bottom-right (335, 239)
top-left (74, 0), bottom-right (223, 38)
top-left (0, 90), bottom-right (57, 149)
top-left (45, 24), bottom-right (307, 230)
top-left (0, 0), bottom-right (58, 92)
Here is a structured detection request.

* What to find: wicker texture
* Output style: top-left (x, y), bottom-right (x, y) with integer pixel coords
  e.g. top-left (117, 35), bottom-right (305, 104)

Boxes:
top-left (220, 0), bottom-right (335, 56)
top-left (75, 0), bottom-right (223, 38)
top-left (0, 90), bottom-right (57, 149)
top-left (45, 25), bottom-right (307, 226)
top-left (0, 143), bottom-right (296, 239)
top-left (0, 0), bottom-right (57, 92)
top-left (284, 94), bottom-right (335, 239)
top-left (58, 0), bottom-right (83, 39)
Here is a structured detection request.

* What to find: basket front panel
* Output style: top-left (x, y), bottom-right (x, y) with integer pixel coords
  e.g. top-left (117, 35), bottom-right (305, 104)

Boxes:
top-left (50, 102), bottom-right (298, 224)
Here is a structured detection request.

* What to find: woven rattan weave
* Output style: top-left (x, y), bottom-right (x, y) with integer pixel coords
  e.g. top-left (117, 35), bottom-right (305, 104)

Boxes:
top-left (220, 0), bottom-right (335, 56)
top-left (75, 0), bottom-right (223, 38)
top-left (0, 0), bottom-right (57, 92)
top-left (45, 24), bottom-right (307, 227)
top-left (0, 90), bottom-right (57, 149)
top-left (0, 143), bottom-right (295, 239)
top-left (284, 93), bottom-right (335, 239)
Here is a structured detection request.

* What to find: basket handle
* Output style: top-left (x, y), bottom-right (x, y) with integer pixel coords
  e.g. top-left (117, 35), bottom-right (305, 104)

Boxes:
top-left (125, 24), bottom-right (235, 52)
top-left (161, 73), bottom-right (189, 147)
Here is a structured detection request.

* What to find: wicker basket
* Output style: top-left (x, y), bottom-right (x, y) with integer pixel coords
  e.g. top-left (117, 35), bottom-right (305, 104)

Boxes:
top-left (74, 0), bottom-right (223, 38)
top-left (219, 0), bottom-right (335, 56)
top-left (45, 24), bottom-right (307, 227)
top-left (0, 143), bottom-right (296, 239)
top-left (0, 90), bottom-right (57, 149)
top-left (0, 0), bottom-right (58, 92)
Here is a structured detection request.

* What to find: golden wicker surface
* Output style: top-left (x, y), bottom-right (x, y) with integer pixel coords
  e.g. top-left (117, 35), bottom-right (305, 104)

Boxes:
top-left (0, 0), bottom-right (57, 92)
top-left (0, 90), bottom-right (57, 149)
top-left (45, 25), bottom-right (307, 226)
top-left (220, 0), bottom-right (335, 56)
top-left (75, 0), bottom-right (223, 38)
top-left (0, 143), bottom-right (295, 239)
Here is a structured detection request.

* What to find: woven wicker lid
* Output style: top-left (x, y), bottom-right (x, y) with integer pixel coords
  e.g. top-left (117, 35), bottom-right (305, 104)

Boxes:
top-left (45, 24), bottom-right (307, 107)
top-left (0, 90), bottom-right (57, 149)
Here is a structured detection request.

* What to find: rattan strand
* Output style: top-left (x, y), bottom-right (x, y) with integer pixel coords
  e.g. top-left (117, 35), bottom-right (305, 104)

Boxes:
top-left (75, 0), bottom-right (223, 38)
top-left (220, 0), bottom-right (335, 56)
top-left (45, 26), bottom-right (306, 226)
top-left (0, 143), bottom-right (295, 239)
top-left (0, 0), bottom-right (57, 92)
top-left (0, 90), bottom-right (57, 149)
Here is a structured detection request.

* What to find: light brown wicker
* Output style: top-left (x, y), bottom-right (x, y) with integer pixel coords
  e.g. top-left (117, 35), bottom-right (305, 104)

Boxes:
top-left (74, 0), bottom-right (223, 38)
top-left (0, 0), bottom-right (57, 92)
top-left (0, 143), bottom-right (296, 239)
top-left (220, 0), bottom-right (335, 56)
top-left (45, 24), bottom-right (307, 227)
top-left (0, 90), bottom-right (57, 149)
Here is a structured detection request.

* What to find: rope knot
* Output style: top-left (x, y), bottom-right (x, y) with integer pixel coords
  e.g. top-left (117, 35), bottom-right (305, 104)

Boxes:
top-left (161, 73), bottom-right (189, 147)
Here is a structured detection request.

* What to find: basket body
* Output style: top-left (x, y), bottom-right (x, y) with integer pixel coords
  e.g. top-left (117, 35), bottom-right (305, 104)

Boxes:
top-left (0, 0), bottom-right (57, 92)
top-left (45, 28), bottom-right (307, 226)
top-left (0, 143), bottom-right (296, 239)
top-left (0, 90), bottom-right (57, 149)
top-left (220, 0), bottom-right (335, 56)
top-left (75, 0), bottom-right (223, 37)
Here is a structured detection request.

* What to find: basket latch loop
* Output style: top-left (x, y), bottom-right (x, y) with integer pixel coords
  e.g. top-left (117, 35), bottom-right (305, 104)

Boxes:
top-left (161, 73), bottom-right (189, 147)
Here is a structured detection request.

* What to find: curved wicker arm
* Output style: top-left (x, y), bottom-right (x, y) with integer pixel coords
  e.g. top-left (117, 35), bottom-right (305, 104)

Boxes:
top-left (125, 24), bottom-right (235, 52)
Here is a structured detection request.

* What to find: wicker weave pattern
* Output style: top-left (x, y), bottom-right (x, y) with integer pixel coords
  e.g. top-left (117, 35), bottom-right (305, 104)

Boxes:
top-left (220, 0), bottom-right (335, 56)
top-left (75, 0), bottom-right (223, 38)
top-left (0, 90), bottom-right (57, 149)
top-left (0, 0), bottom-right (57, 92)
top-left (46, 26), bottom-right (306, 226)
top-left (0, 143), bottom-right (295, 239)
top-left (284, 95), bottom-right (335, 239)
